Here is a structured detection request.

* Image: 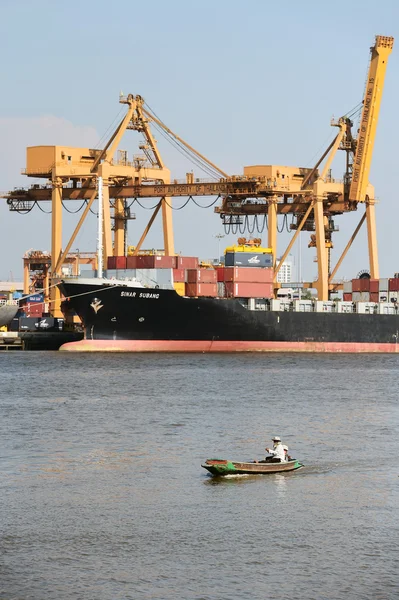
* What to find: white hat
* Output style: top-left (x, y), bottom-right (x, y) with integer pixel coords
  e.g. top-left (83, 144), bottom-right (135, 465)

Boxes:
top-left (272, 436), bottom-right (281, 442)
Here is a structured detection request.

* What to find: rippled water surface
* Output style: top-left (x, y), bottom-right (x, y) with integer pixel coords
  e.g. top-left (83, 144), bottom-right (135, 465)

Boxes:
top-left (1, 352), bottom-right (399, 599)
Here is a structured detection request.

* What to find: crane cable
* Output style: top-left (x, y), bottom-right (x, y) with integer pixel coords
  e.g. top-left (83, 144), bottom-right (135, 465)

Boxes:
top-left (144, 102), bottom-right (224, 180)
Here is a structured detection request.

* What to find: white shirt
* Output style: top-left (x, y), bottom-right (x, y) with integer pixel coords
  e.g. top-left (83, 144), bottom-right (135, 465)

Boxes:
top-left (267, 442), bottom-right (287, 462)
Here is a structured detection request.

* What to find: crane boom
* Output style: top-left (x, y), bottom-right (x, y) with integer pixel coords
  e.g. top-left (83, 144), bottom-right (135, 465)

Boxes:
top-left (349, 35), bottom-right (394, 202)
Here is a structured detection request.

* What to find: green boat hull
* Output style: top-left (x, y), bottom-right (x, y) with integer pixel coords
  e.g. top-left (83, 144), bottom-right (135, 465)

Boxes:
top-left (202, 458), bottom-right (303, 476)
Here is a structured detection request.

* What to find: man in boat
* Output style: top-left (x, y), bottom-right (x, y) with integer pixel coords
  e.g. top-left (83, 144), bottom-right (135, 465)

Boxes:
top-left (265, 436), bottom-right (287, 462)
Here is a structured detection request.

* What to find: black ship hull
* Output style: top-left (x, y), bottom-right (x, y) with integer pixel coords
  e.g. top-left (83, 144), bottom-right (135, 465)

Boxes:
top-left (58, 280), bottom-right (399, 352)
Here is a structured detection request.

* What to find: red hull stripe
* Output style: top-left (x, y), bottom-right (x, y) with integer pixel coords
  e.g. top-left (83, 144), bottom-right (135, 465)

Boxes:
top-left (59, 340), bottom-right (399, 353)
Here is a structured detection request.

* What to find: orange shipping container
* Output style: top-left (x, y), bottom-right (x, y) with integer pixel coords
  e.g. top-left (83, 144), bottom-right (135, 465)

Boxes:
top-left (370, 292), bottom-right (379, 302)
top-left (225, 282), bottom-right (274, 298)
top-left (176, 256), bottom-right (199, 269)
top-left (222, 266), bottom-right (273, 283)
top-left (352, 279), bottom-right (361, 292)
top-left (343, 293), bottom-right (352, 301)
top-left (185, 283), bottom-right (217, 297)
top-left (187, 269), bottom-right (217, 283)
top-left (173, 268), bottom-right (186, 282)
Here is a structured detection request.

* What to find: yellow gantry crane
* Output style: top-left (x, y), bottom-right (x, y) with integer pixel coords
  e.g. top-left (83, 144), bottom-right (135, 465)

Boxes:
top-left (1, 34), bottom-right (394, 312)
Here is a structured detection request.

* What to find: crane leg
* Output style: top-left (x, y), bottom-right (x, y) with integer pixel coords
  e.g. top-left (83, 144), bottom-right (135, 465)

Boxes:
top-left (51, 176), bottom-right (63, 316)
top-left (366, 198), bottom-right (379, 279)
top-left (162, 197), bottom-right (174, 256)
top-left (268, 201), bottom-right (277, 273)
top-left (114, 198), bottom-right (125, 256)
top-left (314, 197), bottom-right (328, 300)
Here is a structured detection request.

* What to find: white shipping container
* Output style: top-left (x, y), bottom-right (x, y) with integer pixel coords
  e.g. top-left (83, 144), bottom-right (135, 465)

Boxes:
top-left (379, 303), bottom-right (397, 315)
top-left (336, 301), bottom-right (354, 313)
top-left (352, 291), bottom-right (370, 302)
top-left (343, 281), bottom-right (353, 293)
top-left (379, 278), bottom-right (389, 292)
top-left (357, 302), bottom-right (378, 314)
top-left (388, 292), bottom-right (398, 303)
top-left (315, 301), bottom-right (335, 312)
top-left (293, 300), bottom-right (313, 312)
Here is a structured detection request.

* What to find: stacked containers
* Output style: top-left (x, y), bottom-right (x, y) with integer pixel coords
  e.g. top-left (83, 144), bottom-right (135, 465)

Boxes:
top-left (185, 269), bottom-right (217, 296)
top-left (219, 266), bottom-right (274, 298)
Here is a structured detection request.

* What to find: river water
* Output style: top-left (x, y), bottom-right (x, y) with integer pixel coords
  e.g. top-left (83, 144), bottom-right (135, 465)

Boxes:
top-left (1, 352), bottom-right (398, 600)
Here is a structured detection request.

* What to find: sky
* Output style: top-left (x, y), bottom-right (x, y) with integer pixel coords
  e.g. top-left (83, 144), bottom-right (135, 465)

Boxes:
top-left (0, 0), bottom-right (398, 283)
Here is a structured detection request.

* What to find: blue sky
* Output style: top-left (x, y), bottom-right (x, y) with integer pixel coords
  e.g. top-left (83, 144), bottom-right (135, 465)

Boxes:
top-left (0, 0), bottom-right (398, 282)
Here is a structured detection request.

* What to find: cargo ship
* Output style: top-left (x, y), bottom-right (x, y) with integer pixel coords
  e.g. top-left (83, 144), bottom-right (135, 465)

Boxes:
top-left (58, 246), bottom-right (399, 353)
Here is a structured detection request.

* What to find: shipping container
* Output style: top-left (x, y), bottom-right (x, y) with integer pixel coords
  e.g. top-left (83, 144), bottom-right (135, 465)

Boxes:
top-left (18, 317), bottom-right (64, 331)
top-left (389, 278), bottom-right (399, 292)
top-left (343, 281), bottom-right (352, 293)
top-left (153, 256), bottom-right (177, 269)
top-left (107, 256), bottom-right (117, 270)
top-left (352, 279), bottom-right (361, 292)
top-left (115, 256), bottom-right (127, 270)
top-left (379, 278), bottom-right (389, 292)
top-left (185, 282), bottom-right (218, 297)
top-left (187, 269), bottom-right (217, 283)
top-left (225, 282), bottom-right (274, 298)
top-left (217, 282), bottom-right (226, 297)
top-left (379, 293), bottom-right (388, 302)
top-left (370, 292), bottom-right (379, 303)
top-left (26, 293), bottom-right (44, 303)
top-left (388, 292), bottom-right (398, 303)
top-left (352, 291), bottom-right (370, 302)
top-left (369, 279), bottom-right (379, 293)
top-left (175, 256), bottom-right (199, 269)
top-left (225, 252), bottom-right (273, 268)
top-left (359, 278), bottom-right (370, 292)
top-left (172, 268), bottom-right (186, 283)
top-left (221, 266), bottom-right (274, 283)
top-left (343, 293), bottom-right (352, 301)
top-left (173, 282), bottom-right (185, 296)
top-left (126, 256), bottom-right (138, 269)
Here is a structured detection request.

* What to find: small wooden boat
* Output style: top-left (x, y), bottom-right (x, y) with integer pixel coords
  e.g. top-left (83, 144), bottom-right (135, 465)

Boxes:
top-left (202, 458), bottom-right (303, 476)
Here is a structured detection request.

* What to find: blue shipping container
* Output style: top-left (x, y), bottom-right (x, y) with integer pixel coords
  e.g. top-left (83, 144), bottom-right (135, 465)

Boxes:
top-left (27, 294), bottom-right (44, 303)
top-left (225, 252), bottom-right (273, 268)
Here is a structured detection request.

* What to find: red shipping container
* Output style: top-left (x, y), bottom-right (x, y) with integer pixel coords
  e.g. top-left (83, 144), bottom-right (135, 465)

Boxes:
top-left (185, 283), bottom-right (217, 297)
top-left (134, 255), bottom-right (155, 268)
top-left (176, 256), bottom-right (199, 269)
top-left (359, 278), bottom-right (370, 292)
top-left (369, 279), bottom-right (379, 293)
top-left (107, 256), bottom-right (117, 270)
top-left (216, 267), bottom-right (225, 282)
top-left (343, 293), bottom-right (352, 301)
top-left (126, 256), bottom-right (138, 269)
top-left (370, 292), bottom-right (379, 302)
top-left (153, 255), bottom-right (176, 269)
top-left (389, 278), bottom-right (399, 291)
top-left (225, 282), bottom-right (274, 298)
top-left (352, 279), bottom-right (361, 292)
top-left (222, 266), bottom-right (273, 284)
top-left (173, 268), bottom-right (186, 282)
top-left (187, 269), bottom-right (217, 283)
top-left (115, 256), bottom-right (127, 270)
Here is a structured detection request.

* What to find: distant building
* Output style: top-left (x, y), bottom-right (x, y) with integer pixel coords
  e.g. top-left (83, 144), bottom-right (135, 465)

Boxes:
top-left (276, 257), bottom-right (293, 284)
